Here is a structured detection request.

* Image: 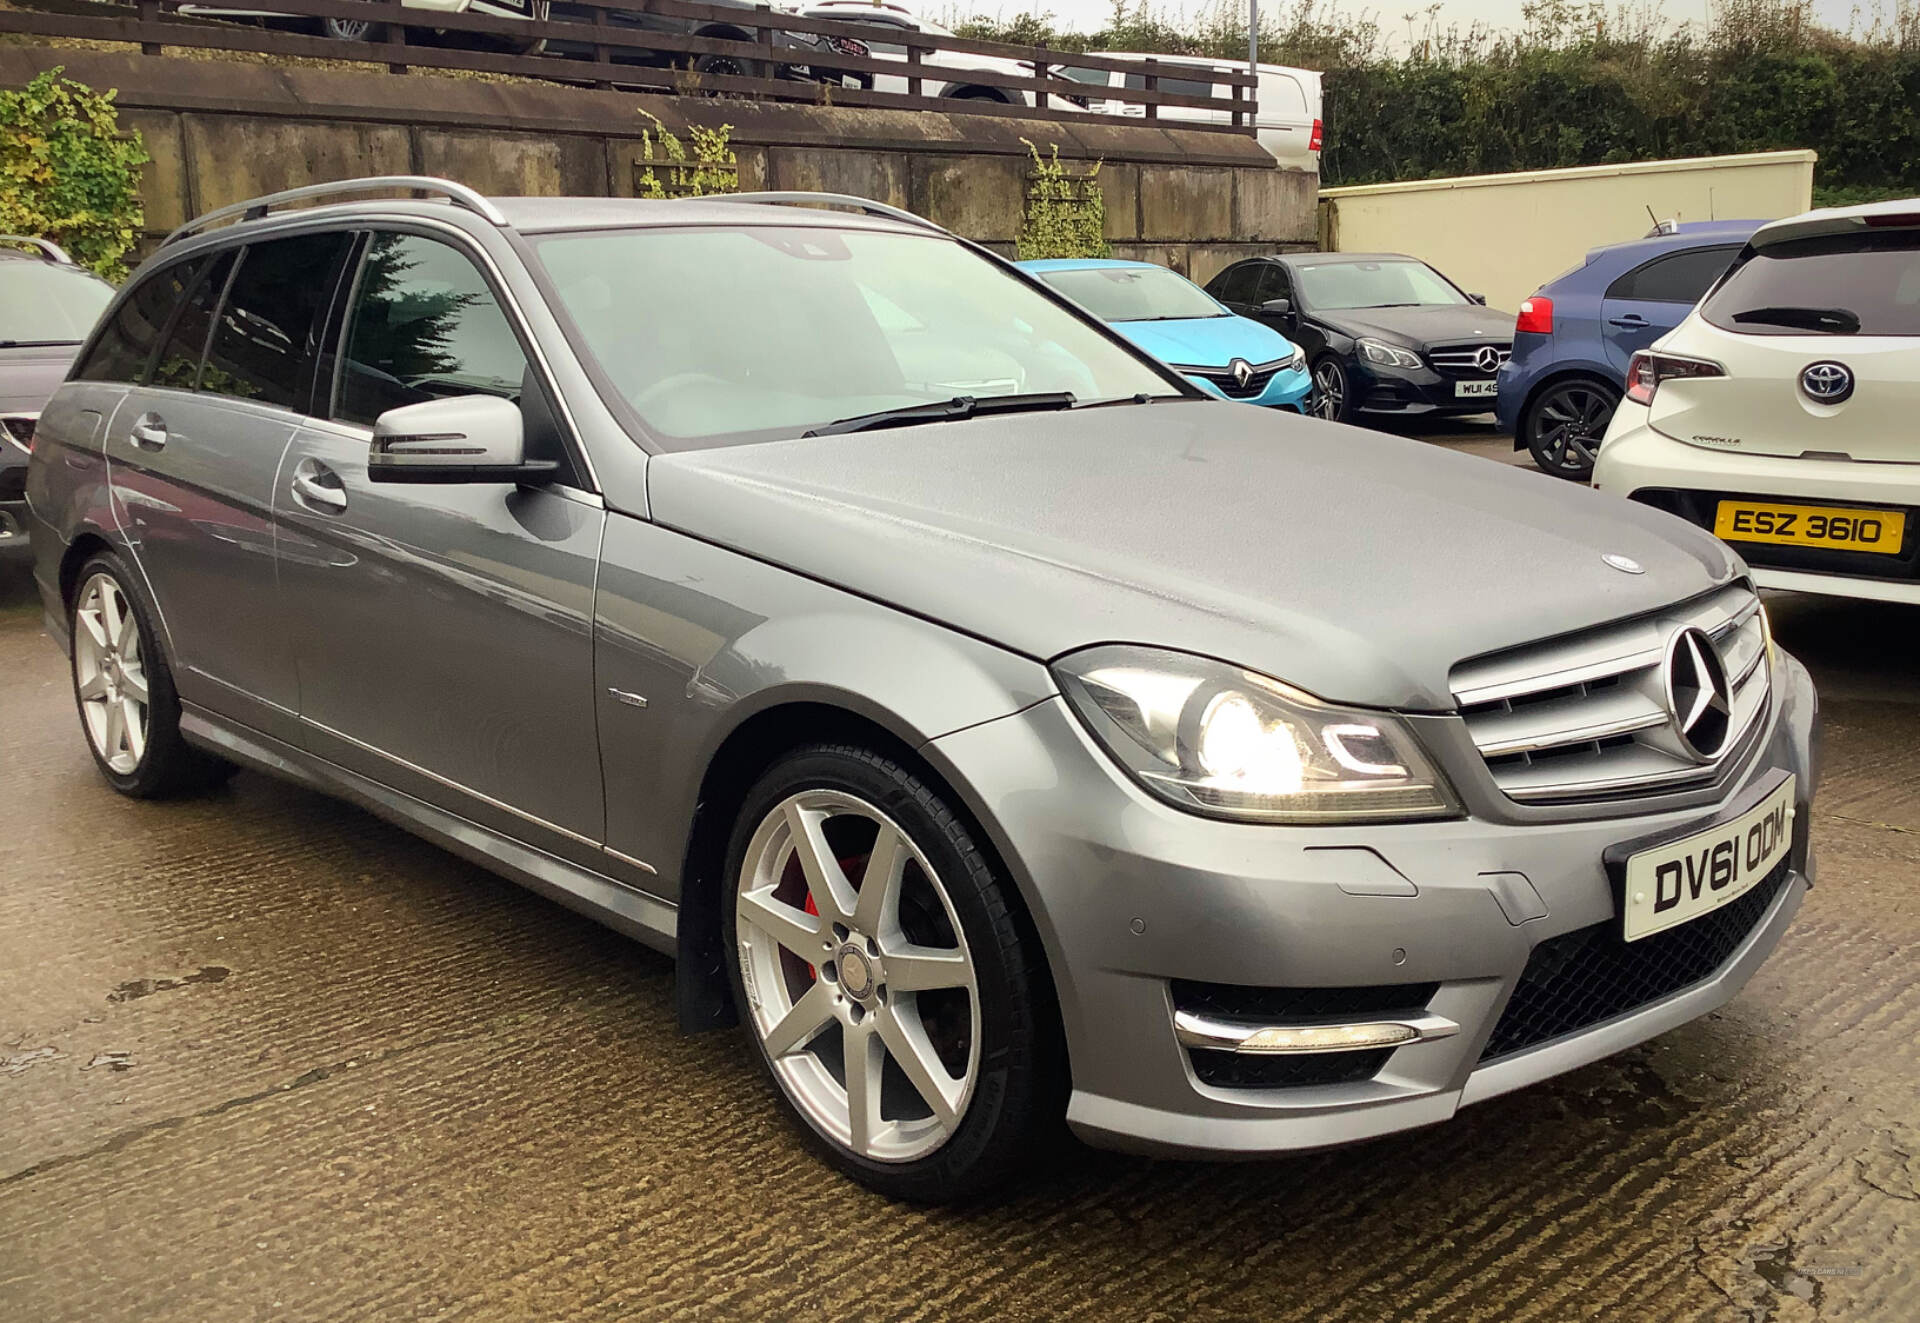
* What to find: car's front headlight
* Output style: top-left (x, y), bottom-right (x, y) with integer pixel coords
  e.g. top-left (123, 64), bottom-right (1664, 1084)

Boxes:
top-left (1356, 337), bottom-right (1423, 370)
top-left (1053, 645), bottom-right (1460, 824)
top-left (1287, 345), bottom-right (1307, 373)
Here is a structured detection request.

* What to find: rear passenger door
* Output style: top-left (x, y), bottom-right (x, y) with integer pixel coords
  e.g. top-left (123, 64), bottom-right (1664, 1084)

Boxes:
top-left (104, 231), bottom-right (354, 735)
top-left (1253, 71), bottom-right (1314, 168)
top-left (274, 227), bottom-right (608, 858)
top-left (1598, 245), bottom-right (1741, 373)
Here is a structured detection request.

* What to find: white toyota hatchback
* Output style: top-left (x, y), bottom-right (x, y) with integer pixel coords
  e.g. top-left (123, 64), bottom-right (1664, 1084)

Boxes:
top-left (1594, 198), bottom-right (1920, 604)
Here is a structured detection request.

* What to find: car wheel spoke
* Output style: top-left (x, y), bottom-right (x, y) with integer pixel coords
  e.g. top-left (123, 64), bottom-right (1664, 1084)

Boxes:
top-left (875, 1003), bottom-right (963, 1130)
top-left (760, 978), bottom-right (837, 1059)
top-left (845, 1021), bottom-right (888, 1155)
top-left (851, 823), bottom-right (907, 936)
top-left (885, 943), bottom-right (972, 993)
top-left (77, 670), bottom-right (109, 701)
top-left (784, 800), bottom-right (857, 922)
top-left (738, 886), bottom-right (825, 962)
top-left (122, 697), bottom-right (147, 762)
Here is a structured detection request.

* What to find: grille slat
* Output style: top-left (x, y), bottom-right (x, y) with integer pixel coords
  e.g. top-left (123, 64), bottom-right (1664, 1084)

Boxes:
top-left (1179, 357), bottom-right (1288, 400)
top-left (1479, 859), bottom-right (1792, 1062)
top-left (1451, 584), bottom-right (1771, 804)
top-left (1428, 344), bottom-right (1512, 376)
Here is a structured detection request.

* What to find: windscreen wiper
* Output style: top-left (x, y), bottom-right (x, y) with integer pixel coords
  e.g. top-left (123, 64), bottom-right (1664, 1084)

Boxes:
top-left (1730, 305), bottom-right (1861, 334)
top-left (804, 392), bottom-right (1076, 437)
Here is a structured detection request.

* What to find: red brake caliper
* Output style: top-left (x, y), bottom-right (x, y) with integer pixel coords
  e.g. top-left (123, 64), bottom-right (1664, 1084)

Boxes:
top-left (804, 893), bottom-right (820, 980)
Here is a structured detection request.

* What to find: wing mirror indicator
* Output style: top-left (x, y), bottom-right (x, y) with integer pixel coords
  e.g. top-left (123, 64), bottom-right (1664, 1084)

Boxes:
top-left (367, 395), bottom-right (557, 486)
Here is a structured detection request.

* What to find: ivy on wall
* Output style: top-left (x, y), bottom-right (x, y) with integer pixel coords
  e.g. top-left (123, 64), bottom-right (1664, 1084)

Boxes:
top-left (0, 68), bottom-right (147, 279)
top-left (1017, 140), bottom-right (1109, 261)
top-left (635, 110), bottom-right (739, 199)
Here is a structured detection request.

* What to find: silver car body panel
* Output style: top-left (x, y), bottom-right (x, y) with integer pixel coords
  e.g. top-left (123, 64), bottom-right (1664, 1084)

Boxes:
top-left (25, 188), bottom-right (1818, 1161)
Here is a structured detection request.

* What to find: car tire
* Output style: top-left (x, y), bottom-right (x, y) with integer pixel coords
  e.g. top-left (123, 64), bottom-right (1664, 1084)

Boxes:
top-left (1310, 355), bottom-right (1351, 422)
top-left (69, 552), bottom-right (236, 799)
top-left (692, 51), bottom-right (766, 83)
top-left (1524, 378), bottom-right (1618, 481)
top-left (721, 743), bottom-right (1059, 1203)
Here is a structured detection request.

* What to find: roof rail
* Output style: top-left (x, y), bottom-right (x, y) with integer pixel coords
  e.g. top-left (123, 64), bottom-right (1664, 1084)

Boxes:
top-left (161, 176), bottom-right (508, 248)
top-left (0, 235), bottom-right (76, 265)
top-left (703, 192), bottom-right (948, 235)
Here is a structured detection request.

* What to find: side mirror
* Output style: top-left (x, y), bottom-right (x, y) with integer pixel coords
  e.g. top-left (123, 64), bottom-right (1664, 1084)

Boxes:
top-left (1468, 292), bottom-right (1488, 305)
top-left (367, 395), bottom-right (557, 485)
top-left (1260, 297), bottom-right (1294, 317)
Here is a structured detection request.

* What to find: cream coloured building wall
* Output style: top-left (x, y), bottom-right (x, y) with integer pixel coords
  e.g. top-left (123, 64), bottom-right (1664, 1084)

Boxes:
top-left (1318, 151), bottom-right (1817, 314)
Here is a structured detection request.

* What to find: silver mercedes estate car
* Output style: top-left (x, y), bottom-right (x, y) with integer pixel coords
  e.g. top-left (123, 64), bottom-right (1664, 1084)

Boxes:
top-left (27, 178), bottom-right (1816, 1202)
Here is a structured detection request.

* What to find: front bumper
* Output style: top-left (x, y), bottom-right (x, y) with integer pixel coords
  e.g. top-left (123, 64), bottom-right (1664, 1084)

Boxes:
top-left (1596, 404), bottom-right (1920, 604)
top-left (924, 651), bottom-right (1817, 1158)
top-left (1353, 360), bottom-right (1499, 417)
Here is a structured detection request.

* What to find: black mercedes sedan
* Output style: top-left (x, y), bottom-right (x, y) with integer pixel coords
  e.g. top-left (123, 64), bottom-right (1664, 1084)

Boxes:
top-left (1205, 252), bottom-right (1515, 423)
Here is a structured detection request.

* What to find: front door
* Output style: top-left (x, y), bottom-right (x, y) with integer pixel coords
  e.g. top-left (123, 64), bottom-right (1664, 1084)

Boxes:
top-left (106, 232), bottom-right (354, 735)
top-left (274, 229), bottom-right (607, 857)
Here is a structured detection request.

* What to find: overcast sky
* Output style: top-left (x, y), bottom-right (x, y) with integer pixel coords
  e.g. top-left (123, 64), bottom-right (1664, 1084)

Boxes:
top-left (940, 0), bottom-right (1873, 40)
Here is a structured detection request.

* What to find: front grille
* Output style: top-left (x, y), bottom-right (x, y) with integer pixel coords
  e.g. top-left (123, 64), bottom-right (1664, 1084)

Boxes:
top-left (1428, 344), bottom-right (1511, 377)
top-left (1450, 583), bottom-right (1770, 804)
top-left (1479, 858), bottom-right (1792, 1062)
top-left (1192, 1048), bottom-right (1393, 1089)
top-left (1181, 358), bottom-right (1286, 400)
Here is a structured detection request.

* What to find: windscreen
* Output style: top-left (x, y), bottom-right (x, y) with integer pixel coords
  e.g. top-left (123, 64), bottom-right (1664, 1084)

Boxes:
top-left (1702, 228), bottom-right (1920, 336)
top-left (534, 226), bottom-right (1171, 446)
top-left (0, 261), bottom-right (115, 345)
top-left (1296, 259), bottom-right (1467, 310)
top-left (1036, 266), bottom-right (1226, 322)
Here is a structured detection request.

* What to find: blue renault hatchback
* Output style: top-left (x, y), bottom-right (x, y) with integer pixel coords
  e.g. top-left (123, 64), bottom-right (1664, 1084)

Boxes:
top-left (1019, 258), bottom-right (1310, 410)
top-left (1496, 219), bottom-right (1762, 479)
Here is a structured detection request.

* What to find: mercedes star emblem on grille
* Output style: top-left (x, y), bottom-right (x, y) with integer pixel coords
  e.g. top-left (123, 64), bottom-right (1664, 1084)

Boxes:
top-left (1473, 345), bottom-right (1503, 372)
top-left (1663, 626), bottom-right (1734, 762)
top-left (1229, 358), bottom-right (1254, 389)
top-left (1800, 361), bottom-right (1854, 403)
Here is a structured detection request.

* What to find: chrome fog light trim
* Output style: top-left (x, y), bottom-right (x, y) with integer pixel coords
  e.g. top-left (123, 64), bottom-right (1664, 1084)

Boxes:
top-left (1174, 1009), bottom-right (1460, 1055)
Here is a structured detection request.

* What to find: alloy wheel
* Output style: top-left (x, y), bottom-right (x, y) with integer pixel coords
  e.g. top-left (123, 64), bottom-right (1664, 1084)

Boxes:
top-left (323, 17), bottom-right (374, 40)
top-left (73, 572), bottom-right (150, 776)
top-left (1311, 361), bottom-right (1345, 420)
top-left (1529, 382), bottom-right (1616, 478)
top-left (735, 790), bottom-right (980, 1164)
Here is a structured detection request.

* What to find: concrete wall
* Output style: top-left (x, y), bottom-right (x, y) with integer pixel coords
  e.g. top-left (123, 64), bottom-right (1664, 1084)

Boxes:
top-left (0, 49), bottom-right (1318, 285)
top-left (1319, 151), bottom-right (1817, 313)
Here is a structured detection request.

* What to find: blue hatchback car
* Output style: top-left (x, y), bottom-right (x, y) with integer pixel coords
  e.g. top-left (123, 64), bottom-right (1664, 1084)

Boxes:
top-left (1495, 219), bottom-right (1762, 479)
top-left (1019, 258), bottom-right (1310, 410)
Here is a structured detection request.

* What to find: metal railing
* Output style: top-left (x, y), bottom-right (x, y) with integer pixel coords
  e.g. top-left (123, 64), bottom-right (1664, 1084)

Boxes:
top-left (0, 0), bottom-right (1260, 132)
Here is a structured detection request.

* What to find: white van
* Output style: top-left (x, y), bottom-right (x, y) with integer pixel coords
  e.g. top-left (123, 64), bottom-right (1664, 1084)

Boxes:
top-left (1060, 54), bottom-right (1323, 172)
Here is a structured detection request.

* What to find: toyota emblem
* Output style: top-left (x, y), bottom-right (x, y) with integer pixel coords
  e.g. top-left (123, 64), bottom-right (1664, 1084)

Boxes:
top-left (1800, 361), bottom-right (1854, 403)
top-left (1663, 627), bottom-right (1734, 762)
top-left (1229, 358), bottom-right (1254, 389)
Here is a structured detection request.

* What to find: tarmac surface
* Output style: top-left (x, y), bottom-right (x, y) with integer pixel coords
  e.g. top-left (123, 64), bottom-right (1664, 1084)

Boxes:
top-left (3, 419), bottom-right (1917, 1322)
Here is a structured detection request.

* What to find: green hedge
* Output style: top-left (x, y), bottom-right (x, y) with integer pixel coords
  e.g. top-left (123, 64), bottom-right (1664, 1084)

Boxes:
top-left (957, 0), bottom-right (1920, 195)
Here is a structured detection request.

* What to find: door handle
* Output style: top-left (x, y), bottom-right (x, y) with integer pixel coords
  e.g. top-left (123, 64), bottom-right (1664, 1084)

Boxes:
top-left (1607, 314), bottom-right (1649, 328)
top-left (129, 414), bottom-right (168, 450)
top-left (290, 459), bottom-right (347, 513)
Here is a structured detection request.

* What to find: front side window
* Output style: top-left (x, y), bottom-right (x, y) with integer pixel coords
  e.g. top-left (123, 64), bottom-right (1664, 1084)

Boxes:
top-left (1252, 264), bottom-right (1292, 305)
top-left (74, 257), bottom-right (203, 384)
top-left (1605, 246), bottom-right (1738, 304)
top-left (335, 232), bottom-right (532, 426)
top-left (1295, 259), bottom-right (1467, 310)
top-left (1211, 263), bottom-right (1258, 304)
top-left (1034, 266), bottom-right (1225, 322)
top-left (534, 225), bottom-right (1171, 446)
top-left (201, 231), bottom-right (352, 408)
top-left (1703, 229), bottom-right (1920, 336)
top-left (0, 259), bottom-right (115, 347)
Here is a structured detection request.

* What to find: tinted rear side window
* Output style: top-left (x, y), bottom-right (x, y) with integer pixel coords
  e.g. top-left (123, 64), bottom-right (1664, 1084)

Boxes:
top-left (1605, 246), bottom-right (1738, 303)
top-left (1122, 71), bottom-right (1216, 99)
top-left (1213, 263), bottom-right (1257, 303)
top-left (150, 252), bottom-right (237, 391)
top-left (74, 257), bottom-right (203, 384)
top-left (201, 232), bottom-right (352, 409)
top-left (1703, 229), bottom-right (1920, 336)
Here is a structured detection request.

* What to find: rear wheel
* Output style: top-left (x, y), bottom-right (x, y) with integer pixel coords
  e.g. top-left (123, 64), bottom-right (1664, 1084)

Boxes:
top-left (1524, 378), bottom-right (1618, 480)
top-left (69, 553), bottom-right (235, 799)
top-left (316, 9), bottom-right (384, 42)
top-left (722, 744), bottom-right (1056, 1202)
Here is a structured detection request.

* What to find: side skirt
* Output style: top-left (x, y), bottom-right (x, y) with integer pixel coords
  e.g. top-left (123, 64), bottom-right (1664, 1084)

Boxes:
top-left (180, 703), bottom-right (679, 956)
